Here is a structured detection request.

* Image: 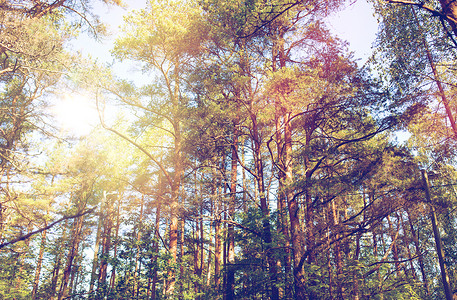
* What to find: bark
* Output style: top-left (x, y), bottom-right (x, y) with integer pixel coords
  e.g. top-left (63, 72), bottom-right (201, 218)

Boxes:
top-left (50, 260), bottom-right (62, 298)
top-left (286, 115), bottom-right (306, 299)
top-left (422, 170), bottom-right (453, 300)
top-left (149, 198), bottom-right (161, 300)
top-left (58, 215), bottom-right (84, 300)
top-left (225, 119), bottom-right (238, 300)
top-left (50, 221), bottom-right (67, 300)
top-left (178, 218), bottom-right (185, 300)
top-left (165, 91), bottom-right (183, 295)
top-left (352, 232), bottom-right (362, 300)
top-left (206, 225), bottom-right (213, 288)
top-left (326, 224), bottom-right (334, 300)
top-left (68, 254), bottom-right (81, 296)
top-left (199, 204), bottom-right (204, 277)
top-left (387, 215), bottom-right (400, 277)
top-left (407, 210), bottom-right (429, 296)
top-left (98, 218), bottom-right (112, 291)
top-left (332, 200), bottom-right (344, 299)
top-left (251, 111), bottom-right (279, 300)
top-left (133, 195), bottom-right (145, 298)
top-left (109, 193), bottom-right (122, 293)
top-left (98, 192), bottom-right (114, 297)
top-left (272, 26), bottom-right (293, 299)
top-left (31, 228), bottom-right (47, 299)
top-left (89, 202), bottom-right (104, 295)
top-left (193, 221), bottom-right (199, 294)
top-left (214, 213), bottom-right (222, 289)
top-left (274, 73), bottom-right (291, 299)
top-left (214, 162), bottom-right (223, 290)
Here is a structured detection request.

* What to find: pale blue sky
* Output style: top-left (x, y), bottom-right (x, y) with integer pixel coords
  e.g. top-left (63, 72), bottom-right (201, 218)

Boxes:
top-left (327, 0), bottom-right (379, 64)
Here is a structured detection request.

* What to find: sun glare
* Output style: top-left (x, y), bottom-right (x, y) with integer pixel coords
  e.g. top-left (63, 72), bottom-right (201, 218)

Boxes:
top-left (52, 94), bottom-right (100, 136)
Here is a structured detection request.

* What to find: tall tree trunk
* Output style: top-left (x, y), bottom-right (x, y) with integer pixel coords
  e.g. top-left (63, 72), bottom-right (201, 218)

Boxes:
top-left (352, 231), bottom-right (362, 300)
top-left (90, 198), bottom-right (105, 296)
top-left (31, 228), bottom-right (47, 299)
top-left (332, 200), bottom-right (344, 299)
top-left (214, 160), bottom-right (223, 291)
top-left (165, 115), bottom-right (183, 296)
top-left (407, 209), bottom-right (429, 296)
top-left (387, 215), bottom-right (400, 277)
top-left (422, 170), bottom-right (453, 300)
top-left (226, 119), bottom-right (238, 300)
top-left (68, 254), bottom-right (81, 296)
top-left (272, 28), bottom-right (294, 299)
top-left (58, 215), bottom-right (84, 300)
top-left (251, 113), bottom-right (279, 300)
top-left (98, 193), bottom-right (113, 297)
top-left (133, 195), bottom-right (145, 299)
top-left (199, 202), bottom-right (205, 278)
top-left (50, 221), bottom-right (67, 300)
top-left (285, 113), bottom-right (306, 299)
top-left (206, 218), bottom-right (213, 288)
top-left (109, 193), bottom-right (122, 293)
top-left (149, 195), bottom-right (162, 300)
top-left (274, 78), bottom-right (290, 299)
top-left (178, 217), bottom-right (185, 300)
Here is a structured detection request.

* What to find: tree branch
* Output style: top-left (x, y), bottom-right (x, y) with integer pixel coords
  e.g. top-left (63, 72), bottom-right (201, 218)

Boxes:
top-left (0, 207), bottom-right (96, 249)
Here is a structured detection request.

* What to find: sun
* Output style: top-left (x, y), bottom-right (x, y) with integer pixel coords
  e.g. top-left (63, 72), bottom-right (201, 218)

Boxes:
top-left (52, 94), bottom-right (100, 136)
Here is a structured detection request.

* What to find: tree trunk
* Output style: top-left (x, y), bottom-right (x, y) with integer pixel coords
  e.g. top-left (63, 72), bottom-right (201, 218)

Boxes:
top-left (58, 215), bottom-right (84, 300)
top-left (407, 209), bottom-right (429, 296)
top-left (387, 215), bottom-right (400, 277)
top-left (89, 199), bottom-right (105, 296)
top-left (109, 193), bottom-right (122, 293)
top-left (286, 114), bottom-right (306, 299)
top-left (149, 196), bottom-right (162, 300)
top-left (31, 228), bottom-right (47, 299)
top-left (214, 165), bottom-right (222, 290)
top-left (352, 231), bottom-right (362, 300)
top-left (165, 116), bottom-right (183, 296)
top-left (332, 200), bottom-right (344, 299)
top-left (178, 217), bottom-right (185, 300)
top-left (98, 193), bottom-right (114, 297)
top-left (250, 111), bottom-right (279, 300)
top-left (422, 170), bottom-right (453, 300)
top-left (133, 195), bottom-right (145, 299)
top-left (226, 119), bottom-right (238, 300)
top-left (50, 221), bottom-right (67, 300)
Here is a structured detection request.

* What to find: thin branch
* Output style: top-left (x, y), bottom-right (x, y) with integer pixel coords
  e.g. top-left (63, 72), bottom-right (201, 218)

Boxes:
top-left (385, 0), bottom-right (454, 22)
top-left (96, 93), bottom-right (173, 187)
top-left (0, 208), bottom-right (96, 249)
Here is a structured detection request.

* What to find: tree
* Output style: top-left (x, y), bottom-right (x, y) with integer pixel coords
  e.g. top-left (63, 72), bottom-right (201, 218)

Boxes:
top-left (96, 0), bottom-right (209, 296)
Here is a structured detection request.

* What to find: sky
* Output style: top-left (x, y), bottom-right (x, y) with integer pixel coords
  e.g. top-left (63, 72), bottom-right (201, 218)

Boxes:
top-left (71, 0), bottom-right (379, 65)
top-left (326, 0), bottom-right (379, 64)
top-left (56, 0), bottom-right (380, 136)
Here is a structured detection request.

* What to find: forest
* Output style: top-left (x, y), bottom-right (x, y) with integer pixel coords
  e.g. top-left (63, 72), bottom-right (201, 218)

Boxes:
top-left (2, 0), bottom-right (457, 299)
